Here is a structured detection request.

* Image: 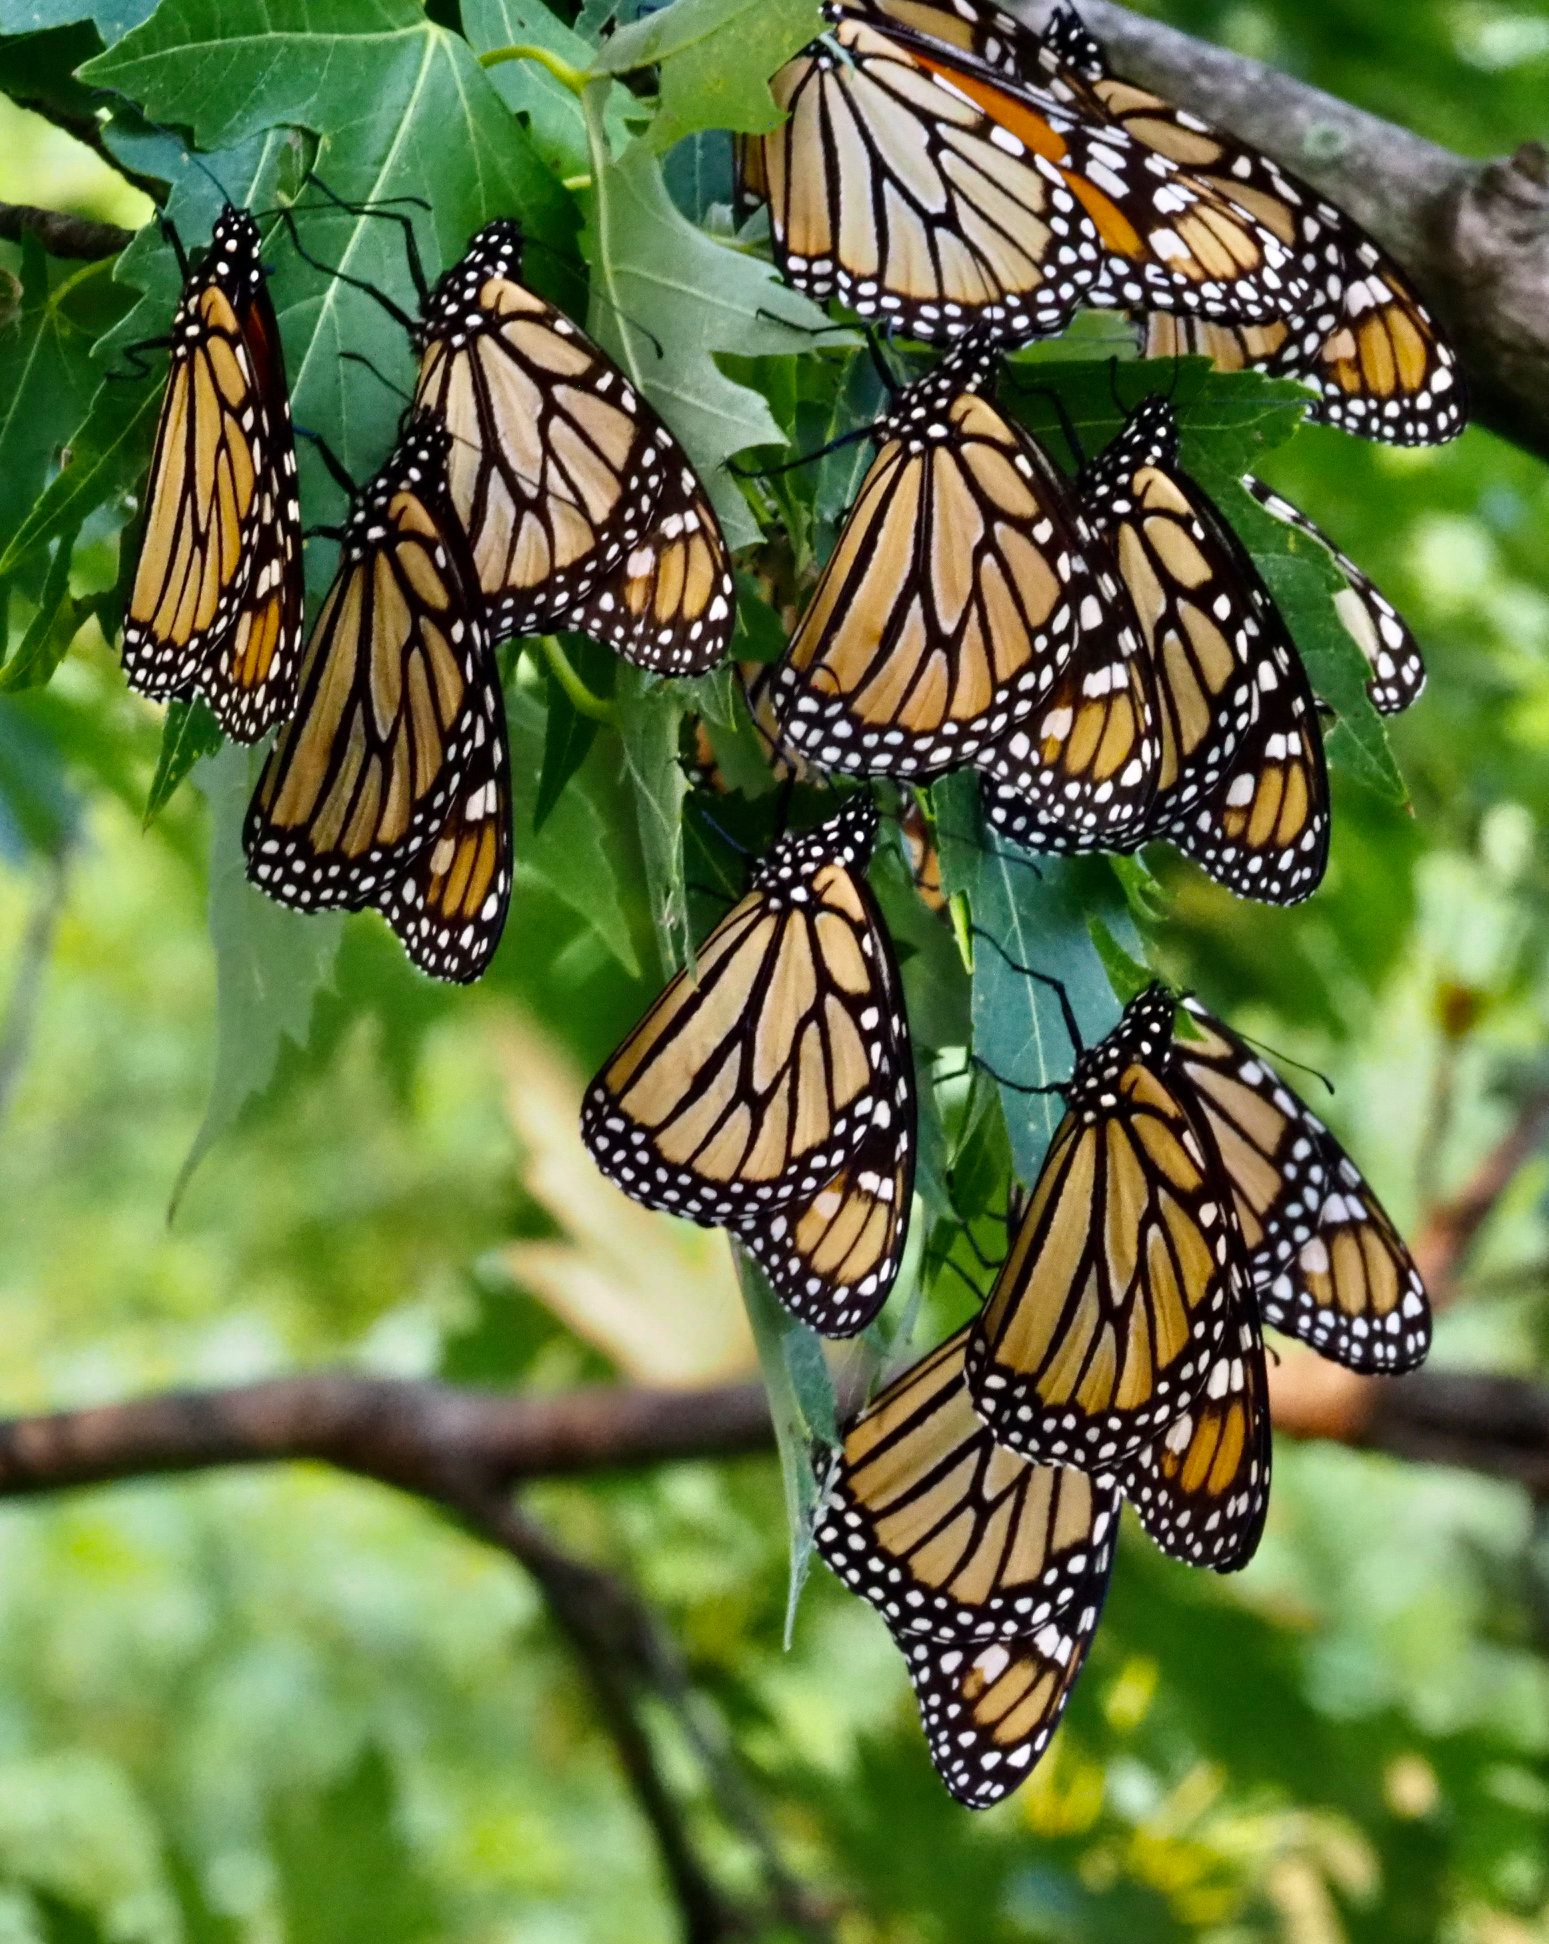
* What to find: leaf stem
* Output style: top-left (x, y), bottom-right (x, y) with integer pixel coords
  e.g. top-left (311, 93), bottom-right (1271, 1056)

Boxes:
top-left (539, 636), bottom-right (618, 726)
top-left (949, 892), bottom-right (974, 975)
top-left (479, 42), bottom-right (588, 93)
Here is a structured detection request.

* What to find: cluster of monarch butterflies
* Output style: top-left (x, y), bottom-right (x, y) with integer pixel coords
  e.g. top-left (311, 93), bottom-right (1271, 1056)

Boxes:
top-left (122, 209), bottom-right (736, 982)
top-left (114, 0), bottom-right (1457, 1812)
top-left (582, 792), bottom-right (1432, 1806)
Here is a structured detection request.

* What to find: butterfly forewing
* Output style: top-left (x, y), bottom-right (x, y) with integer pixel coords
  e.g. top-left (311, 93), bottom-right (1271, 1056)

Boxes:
top-left (1116, 1291), bottom-right (1270, 1572)
top-left (244, 419), bottom-right (485, 912)
top-left (772, 345), bottom-right (1103, 776)
top-left (1243, 477), bottom-right (1426, 714)
top-left (124, 208), bottom-right (303, 742)
top-left (412, 222), bottom-right (669, 643)
top-left (581, 794), bottom-right (906, 1223)
top-left (1174, 998), bottom-right (1330, 1268)
top-left (966, 986), bottom-right (1238, 1469)
top-left (1259, 1145), bottom-right (1431, 1373)
top-left (814, 1324), bottom-right (1121, 1642)
top-left (903, 1577), bottom-right (1109, 1809)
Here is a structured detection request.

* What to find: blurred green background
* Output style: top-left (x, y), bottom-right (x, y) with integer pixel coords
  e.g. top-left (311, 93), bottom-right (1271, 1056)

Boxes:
top-left (1, 0), bottom-right (1548, 1939)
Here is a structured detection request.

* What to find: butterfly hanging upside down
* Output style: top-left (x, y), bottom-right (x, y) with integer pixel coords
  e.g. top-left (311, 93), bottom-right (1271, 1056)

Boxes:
top-left (580, 793), bottom-right (918, 1337)
top-left (242, 415), bottom-right (512, 985)
top-left (122, 207), bottom-right (304, 742)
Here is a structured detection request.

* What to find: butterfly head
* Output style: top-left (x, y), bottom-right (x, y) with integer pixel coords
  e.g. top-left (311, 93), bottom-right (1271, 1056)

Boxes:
top-left (1067, 980), bottom-right (1178, 1115)
top-left (417, 220), bottom-right (527, 344)
top-left (1078, 393), bottom-right (1179, 508)
top-left (885, 336), bottom-right (1001, 446)
top-left (203, 207), bottom-right (264, 289)
top-left (752, 791), bottom-right (878, 902)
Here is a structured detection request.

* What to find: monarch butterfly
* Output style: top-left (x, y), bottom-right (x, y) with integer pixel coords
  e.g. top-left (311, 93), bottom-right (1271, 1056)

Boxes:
top-left (243, 417), bottom-right (512, 983)
top-left (738, 0), bottom-right (1313, 346)
top-left (996, 4), bottom-right (1464, 445)
top-left (770, 338), bottom-right (1136, 777)
top-left (965, 983), bottom-right (1245, 1468)
top-left (814, 1324), bottom-right (1117, 1805)
top-left (411, 221), bottom-right (733, 673)
top-left (123, 207), bottom-right (303, 742)
top-left (1176, 999), bottom-right (1431, 1373)
top-left (1243, 477), bottom-right (1426, 714)
top-left (580, 794), bottom-right (915, 1335)
top-left (983, 396), bottom-right (1330, 907)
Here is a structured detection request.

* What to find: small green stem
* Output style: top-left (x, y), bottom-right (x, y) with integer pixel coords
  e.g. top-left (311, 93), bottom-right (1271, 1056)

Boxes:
top-left (949, 892), bottom-right (974, 976)
top-left (479, 42), bottom-right (588, 93)
top-left (539, 636), bottom-right (617, 726)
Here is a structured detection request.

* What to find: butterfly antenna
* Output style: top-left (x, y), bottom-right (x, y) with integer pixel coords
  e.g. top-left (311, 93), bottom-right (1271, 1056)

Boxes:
top-left (1226, 1021), bottom-right (1337, 1099)
top-left (727, 420), bottom-right (875, 481)
top-left (293, 423), bottom-right (359, 500)
top-left (157, 212), bottom-right (191, 283)
top-left (1005, 373), bottom-right (1086, 470)
top-left (925, 1248), bottom-right (991, 1308)
top-left (970, 1051), bottom-right (1068, 1100)
top-left (513, 233), bottom-right (667, 362)
top-left (693, 803), bottom-right (755, 860)
top-left (864, 328), bottom-right (901, 399)
top-left (293, 173), bottom-right (432, 303)
top-left (273, 207), bottom-right (420, 335)
top-left (969, 926), bottom-right (1083, 1056)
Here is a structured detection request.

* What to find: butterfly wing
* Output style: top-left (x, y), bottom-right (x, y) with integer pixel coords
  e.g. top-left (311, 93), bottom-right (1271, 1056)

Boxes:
top-left (814, 1324), bottom-right (1121, 1642)
top-left (1116, 1288), bottom-right (1270, 1572)
top-left (1164, 627), bottom-right (1330, 905)
top-left (1244, 477), bottom-right (1426, 713)
top-left (124, 208), bottom-right (303, 742)
top-left (413, 222), bottom-right (671, 642)
top-left (966, 986), bottom-right (1239, 1469)
top-left (244, 419), bottom-right (485, 911)
top-left (902, 1580), bottom-right (1109, 1808)
top-left (564, 460), bottom-right (735, 676)
top-left (1259, 1142), bottom-right (1431, 1373)
top-left (1173, 997), bottom-right (1331, 1270)
top-left (379, 654), bottom-right (512, 983)
top-left (581, 795), bottom-right (907, 1222)
top-left (772, 349), bottom-right (1105, 776)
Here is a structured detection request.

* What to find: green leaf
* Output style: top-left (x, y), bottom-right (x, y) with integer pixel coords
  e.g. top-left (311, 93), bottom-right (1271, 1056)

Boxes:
top-left (465, 0), bottom-right (631, 180)
top-left (0, 521), bottom-right (83, 692)
top-left (596, 0), bottom-right (822, 151)
top-left (511, 684), bottom-right (640, 976)
top-left (614, 663), bottom-right (690, 972)
top-left (957, 809), bottom-right (1135, 1184)
top-left (0, 240), bottom-right (122, 574)
top-left (580, 118), bottom-right (840, 549)
top-left (734, 1250), bottom-right (832, 1646)
top-left (171, 742), bottom-right (342, 1215)
top-left (8, 0), bottom-right (159, 37)
top-left (534, 667), bottom-right (600, 831)
top-left (143, 698), bottom-right (224, 825)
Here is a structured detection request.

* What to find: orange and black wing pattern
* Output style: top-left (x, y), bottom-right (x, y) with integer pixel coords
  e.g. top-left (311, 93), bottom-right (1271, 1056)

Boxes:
top-left (740, 0), bottom-right (1310, 344)
top-left (1244, 477), bottom-right (1426, 714)
top-left (1178, 998), bottom-right (1431, 1374)
top-left (814, 1324), bottom-right (1121, 1642)
top-left (772, 340), bottom-right (1123, 777)
top-left (1117, 1290), bottom-right (1270, 1572)
top-left (244, 418), bottom-right (487, 915)
top-left (413, 220), bottom-right (728, 672)
top-left (565, 458), bottom-right (735, 676)
top-left (966, 985), bottom-right (1241, 1468)
top-left (124, 207), bottom-right (302, 741)
top-left (581, 794), bottom-right (908, 1226)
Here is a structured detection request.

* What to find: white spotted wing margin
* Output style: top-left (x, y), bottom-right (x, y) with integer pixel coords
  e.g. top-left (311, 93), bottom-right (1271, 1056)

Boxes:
top-left (902, 1556), bottom-right (1112, 1810)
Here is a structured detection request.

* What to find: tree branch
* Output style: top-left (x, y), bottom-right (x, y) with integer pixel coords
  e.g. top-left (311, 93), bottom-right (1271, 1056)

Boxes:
top-left (0, 202), bottom-right (133, 262)
top-left (1017, 1), bottom-right (1549, 463)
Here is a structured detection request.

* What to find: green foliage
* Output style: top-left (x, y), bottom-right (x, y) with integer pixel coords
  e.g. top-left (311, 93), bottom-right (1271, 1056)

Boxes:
top-left (2, 1), bottom-right (1549, 1939)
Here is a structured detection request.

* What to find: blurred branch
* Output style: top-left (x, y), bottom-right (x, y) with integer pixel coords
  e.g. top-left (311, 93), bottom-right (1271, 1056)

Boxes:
top-left (1016, 1), bottom-right (1549, 463)
top-left (0, 202), bottom-right (132, 262)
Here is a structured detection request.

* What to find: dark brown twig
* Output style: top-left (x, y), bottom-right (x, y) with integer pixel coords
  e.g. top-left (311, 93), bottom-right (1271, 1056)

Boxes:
top-left (0, 202), bottom-right (133, 262)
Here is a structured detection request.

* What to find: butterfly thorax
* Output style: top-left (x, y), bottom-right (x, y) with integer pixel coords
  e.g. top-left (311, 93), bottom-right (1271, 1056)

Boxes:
top-left (1065, 984), bottom-right (1177, 1124)
top-left (415, 222), bottom-right (527, 353)
top-left (1078, 398), bottom-right (1179, 520)
top-left (750, 795), bottom-right (879, 905)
